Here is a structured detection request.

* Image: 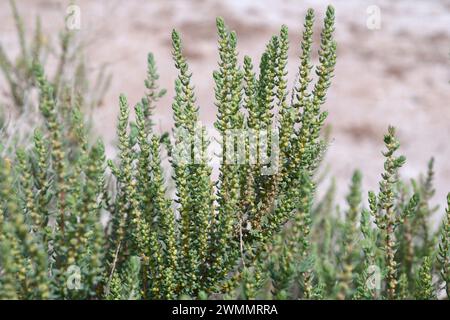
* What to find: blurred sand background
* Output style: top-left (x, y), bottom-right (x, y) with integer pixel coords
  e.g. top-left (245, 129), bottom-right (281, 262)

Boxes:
top-left (1, 0), bottom-right (450, 211)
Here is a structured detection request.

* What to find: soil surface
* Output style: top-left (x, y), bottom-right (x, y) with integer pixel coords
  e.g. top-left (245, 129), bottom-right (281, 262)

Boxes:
top-left (1, 0), bottom-right (449, 213)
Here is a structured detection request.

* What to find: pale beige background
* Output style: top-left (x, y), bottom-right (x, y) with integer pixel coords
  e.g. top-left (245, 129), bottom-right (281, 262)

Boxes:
top-left (1, 0), bottom-right (449, 211)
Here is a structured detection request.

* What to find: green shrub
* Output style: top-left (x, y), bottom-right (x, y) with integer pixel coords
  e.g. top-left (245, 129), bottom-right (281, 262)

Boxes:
top-left (0, 0), bottom-right (110, 155)
top-left (0, 5), bottom-right (449, 300)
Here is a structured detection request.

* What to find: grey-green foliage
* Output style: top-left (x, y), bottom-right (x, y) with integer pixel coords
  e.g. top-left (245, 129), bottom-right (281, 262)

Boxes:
top-left (0, 0), bottom-right (111, 155)
top-left (0, 5), bottom-right (449, 300)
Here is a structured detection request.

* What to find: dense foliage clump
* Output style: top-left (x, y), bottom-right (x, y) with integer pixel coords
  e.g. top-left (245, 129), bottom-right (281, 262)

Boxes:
top-left (0, 4), bottom-right (449, 300)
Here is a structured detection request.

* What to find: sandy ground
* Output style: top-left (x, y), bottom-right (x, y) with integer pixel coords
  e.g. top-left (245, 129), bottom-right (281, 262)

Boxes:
top-left (1, 0), bottom-right (450, 212)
